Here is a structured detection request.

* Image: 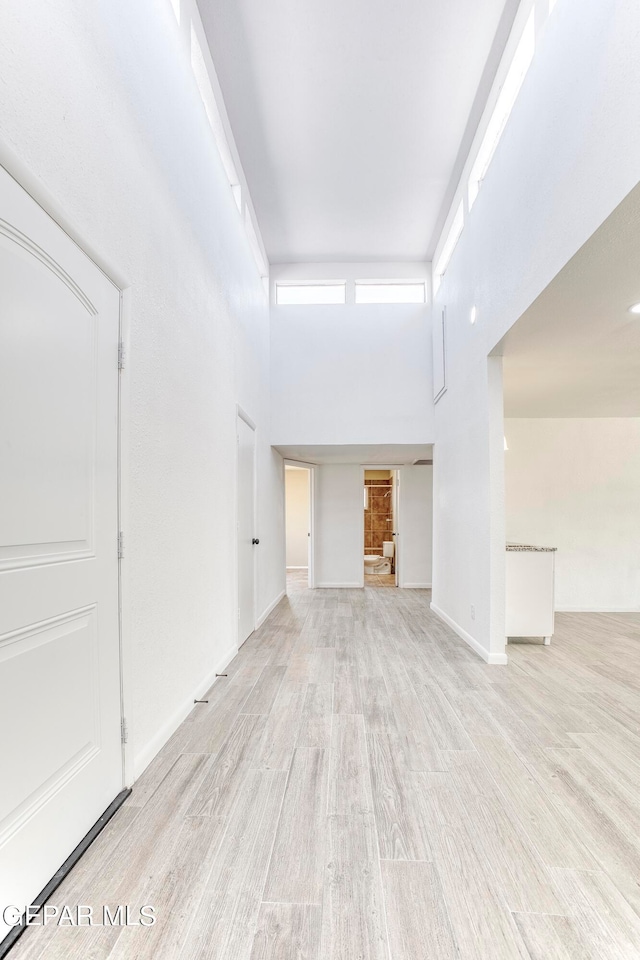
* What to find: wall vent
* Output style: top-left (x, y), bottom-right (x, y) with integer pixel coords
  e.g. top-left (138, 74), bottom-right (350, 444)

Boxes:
top-left (412, 459), bottom-right (433, 465)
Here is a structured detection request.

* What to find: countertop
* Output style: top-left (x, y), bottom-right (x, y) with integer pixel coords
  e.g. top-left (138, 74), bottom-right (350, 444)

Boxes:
top-left (506, 543), bottom-right (557, 552)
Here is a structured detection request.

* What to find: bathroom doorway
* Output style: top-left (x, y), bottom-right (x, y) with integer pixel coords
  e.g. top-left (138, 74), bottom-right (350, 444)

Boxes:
top-left (284, 462), bottom-right (314, 593)
top-left (363, 468), bottom-right (398, 587)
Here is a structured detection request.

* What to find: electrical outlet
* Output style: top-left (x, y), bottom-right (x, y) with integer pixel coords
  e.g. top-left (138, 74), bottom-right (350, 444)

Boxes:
top-left (470, 605), bottom-right (475, 620)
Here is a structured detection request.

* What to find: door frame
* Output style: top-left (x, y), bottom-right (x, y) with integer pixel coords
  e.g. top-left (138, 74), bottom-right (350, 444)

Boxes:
top-left (0, 141), bottom-right (134, 785)
top-left (236, 406), bottom-right (258, 645)
top-left (393, 468), bottom-right (401, 586)
top-left (361, 464), bottom-right (403, 588)
top-left (283, 459), bottom-right (316, 589)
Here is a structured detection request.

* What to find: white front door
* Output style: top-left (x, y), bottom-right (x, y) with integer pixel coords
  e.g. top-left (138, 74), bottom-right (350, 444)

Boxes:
top-left (237, 414), bottom-right (256, 644)
top-left (0, 167), bottom-right (122, 936)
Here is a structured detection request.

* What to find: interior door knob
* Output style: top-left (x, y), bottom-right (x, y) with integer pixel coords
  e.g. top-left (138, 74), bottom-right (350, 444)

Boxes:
top-left (252, 538), bottom-right (260, 545)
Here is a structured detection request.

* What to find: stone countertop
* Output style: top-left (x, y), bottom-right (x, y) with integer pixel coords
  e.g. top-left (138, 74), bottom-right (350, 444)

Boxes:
top-left (506, 543), bottom-right (557, 552)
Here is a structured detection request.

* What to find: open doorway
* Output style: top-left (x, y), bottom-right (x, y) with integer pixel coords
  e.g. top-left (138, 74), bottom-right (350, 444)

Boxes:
top-left (497, 181), bottom-right (640, 651)
top-left (363, 469), bottom-right (398, 586)
top-left (284, 463), bottom-right (313, 593)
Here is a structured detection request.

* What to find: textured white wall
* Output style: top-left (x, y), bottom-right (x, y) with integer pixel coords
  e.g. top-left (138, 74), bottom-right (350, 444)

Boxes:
top-left (315, 465), bottom-right (363, 587)
top-left (313, 463), bottom-right (432, 588)
top-left (431, 0), bottom-right (640, 660)
top-left (270, 263), bottom-right (433, 446)
top-left (285, 468), bottom-right (310, 567)
top-left (399, 466), bottom-right (433, 588)
top-left (0, 0), bottom-right (284, 775)
top-left (505, 419), bottom-right (640, 611)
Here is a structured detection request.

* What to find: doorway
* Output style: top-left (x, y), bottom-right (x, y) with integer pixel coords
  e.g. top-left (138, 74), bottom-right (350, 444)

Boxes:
top-left (0, 165), bottom-right (123, 938)
top-left (363, 469), bottom-right (399, 586)
top-left (237, 411), bottom-right (257, 644)
top-left (284, 463), bottom-right (313, 593)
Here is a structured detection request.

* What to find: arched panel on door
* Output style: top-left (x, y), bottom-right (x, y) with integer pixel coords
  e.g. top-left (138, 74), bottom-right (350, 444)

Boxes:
top-left (0, 167), bottom-right (122, 939)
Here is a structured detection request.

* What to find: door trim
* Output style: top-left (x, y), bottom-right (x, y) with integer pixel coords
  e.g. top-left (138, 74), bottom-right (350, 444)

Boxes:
top-left (283, 459), bottom-right (316, 589)
top-left (361, 464), bottom-right (403, 589)
top-left (237, 406), bottom-right (256, 431)
top-left (0, 140), bottom-right (130, 289)
top-left (236, 406), bottom-right (257, 646)
top-left (393, 468), bottom-right (401, 587)
top-left (117, 288), bottom-right (134, 786)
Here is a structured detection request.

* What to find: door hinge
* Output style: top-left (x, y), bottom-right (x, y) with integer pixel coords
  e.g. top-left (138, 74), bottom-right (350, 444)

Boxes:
top-left (118, 532), bottom-right (124, 559)
top-left (121, 717), bottom-right (128, 744)
top-left (118, 341), bottom-right (125, 370)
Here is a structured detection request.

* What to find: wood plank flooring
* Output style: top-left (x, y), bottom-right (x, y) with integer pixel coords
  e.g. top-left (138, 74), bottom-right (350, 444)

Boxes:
top-left (364, 574), bottom-right (396, 587)
top-left (11, 579), bottom-right (640, 960)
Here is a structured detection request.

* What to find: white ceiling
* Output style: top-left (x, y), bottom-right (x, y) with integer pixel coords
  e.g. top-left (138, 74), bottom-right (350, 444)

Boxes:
top-left (199, 0), bottom-right (518, 262)
top-left (501, 182), bottom-right (640, 418)
top-left (276, 443), bottom-right (432, 465)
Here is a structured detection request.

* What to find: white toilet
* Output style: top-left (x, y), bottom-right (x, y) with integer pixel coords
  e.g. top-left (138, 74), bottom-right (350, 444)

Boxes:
top-left (364, 541), bottom-right (394, 575)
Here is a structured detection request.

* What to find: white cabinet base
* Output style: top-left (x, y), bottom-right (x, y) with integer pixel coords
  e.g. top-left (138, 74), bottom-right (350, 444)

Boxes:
top-left (505, 548), bottom-right (555, 643)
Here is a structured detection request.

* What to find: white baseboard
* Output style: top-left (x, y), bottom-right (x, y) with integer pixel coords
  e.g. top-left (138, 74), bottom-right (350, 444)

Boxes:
top-left (132, 641), bottom-right (238, 781)
top-left (256, 589), bottom-right (286, 628)
top-left (401, 582), bottom-right (432, 589)
top-left (286, 566), bottom-right (308, 570)
top-left (430, 602), bottom-right (508, 665)
top-left (316, 582), bottom-right (363, 589)
top-left (555, 606), bottom-right (640, 613)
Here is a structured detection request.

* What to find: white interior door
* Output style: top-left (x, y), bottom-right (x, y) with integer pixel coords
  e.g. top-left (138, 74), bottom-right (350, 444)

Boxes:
top-left (237, 414), bottom-right (256, 644)
top-left (0, 167), bottom-right (122, 936)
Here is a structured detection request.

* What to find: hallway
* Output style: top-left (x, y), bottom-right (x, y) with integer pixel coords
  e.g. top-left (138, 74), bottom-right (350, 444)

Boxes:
top-left (12, 587), bottom-right (640, 960)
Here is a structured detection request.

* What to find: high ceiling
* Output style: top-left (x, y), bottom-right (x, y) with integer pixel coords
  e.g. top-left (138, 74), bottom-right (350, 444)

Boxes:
top-left (199, 0), bottom-right (518, 263)
top-left (501, 182), bottom-right (640, 418)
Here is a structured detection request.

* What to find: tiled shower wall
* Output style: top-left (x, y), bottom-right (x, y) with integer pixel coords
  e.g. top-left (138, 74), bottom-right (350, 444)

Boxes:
top-left (364, 479), bottom-right (392, 553)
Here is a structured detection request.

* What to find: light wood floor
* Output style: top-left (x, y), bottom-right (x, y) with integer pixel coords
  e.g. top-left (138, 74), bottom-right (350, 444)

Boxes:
top-left (12, 586), bottom-right (640, 959)
top-left (364, 573), bottom-right (396, 587)
top-left (287, 569), bottom-right (397, 589)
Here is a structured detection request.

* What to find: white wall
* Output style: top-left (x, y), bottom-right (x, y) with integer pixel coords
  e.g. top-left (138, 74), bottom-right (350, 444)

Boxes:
top-left (285, 468), bottom-right (310, 567)
top-left (0, 0), bottom-right (284, 776)
top-left (271, 263), bottom-right (433, 446)
top-left (505, 419), bottom-right (640, 612)
top-left (399, 466), bottom-right (433, 588)
top-left (430, 0), bottom-right (640, 662)
top-left (315, 465), bottom-right (363, 587)
top-left (314, 463), bottom-right (432, 589)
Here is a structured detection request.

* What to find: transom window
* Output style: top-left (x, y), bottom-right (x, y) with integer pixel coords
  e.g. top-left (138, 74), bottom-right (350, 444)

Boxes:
top-left (275, 283), bottom-right (346, 305)
top-left (355, 281), bottom-right (425, 304)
